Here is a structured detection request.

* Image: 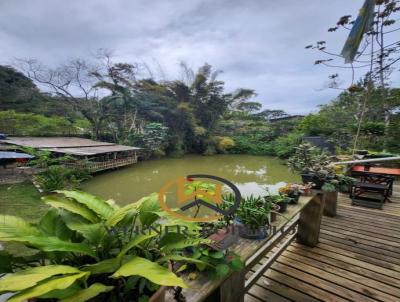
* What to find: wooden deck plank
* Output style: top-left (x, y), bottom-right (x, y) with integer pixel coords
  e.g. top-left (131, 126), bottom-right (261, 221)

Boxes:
top-left (253, 276), bottom-right (319, 302)
top-left (247, 185), bottom-right (400, 302)
top-left (320, 232), bottom-right (400, 260)
top-left (321, 218), bottom-right (400, 240)
top-left (275, 255), bottom-right (398, 302)
top-left (319, 236), bottom-right (400, 265)
top-left (247, 284), bottom-right (292, 302)
top-left (281, 250), bottom-right (400, 298)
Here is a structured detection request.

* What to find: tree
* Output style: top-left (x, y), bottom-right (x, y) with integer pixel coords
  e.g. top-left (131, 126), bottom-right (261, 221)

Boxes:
top-left (306, 0), bottom-right (400, 151)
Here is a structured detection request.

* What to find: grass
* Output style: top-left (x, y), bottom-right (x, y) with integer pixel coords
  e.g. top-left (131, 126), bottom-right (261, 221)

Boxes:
top-left (0, 182), bottom-right (47, 222)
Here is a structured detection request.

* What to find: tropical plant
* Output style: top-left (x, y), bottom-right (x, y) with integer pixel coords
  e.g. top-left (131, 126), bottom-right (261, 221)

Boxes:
top-left (235, 195), bottom-right (272, 230)
top-left (0, 190), bottom-right (210, 302)
top-left (321, 182), bottom-right (337, 192)
top-left (287, 142), bottom-right (336, 186)
top-left (182, 246), bottom-right (243, 280)
top-left (34, 165), bottom-right (91, 192)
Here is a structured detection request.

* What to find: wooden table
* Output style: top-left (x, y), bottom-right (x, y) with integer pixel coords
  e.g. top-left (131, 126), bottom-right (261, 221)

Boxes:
top-left (166, 193), bottom-right (325, 302)
top-left (351, 165), bottom-right (400, 176)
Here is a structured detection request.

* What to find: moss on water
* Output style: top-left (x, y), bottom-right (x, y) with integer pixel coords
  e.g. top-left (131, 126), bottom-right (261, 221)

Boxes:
top-left (0, 182), bottom-right (47, 222)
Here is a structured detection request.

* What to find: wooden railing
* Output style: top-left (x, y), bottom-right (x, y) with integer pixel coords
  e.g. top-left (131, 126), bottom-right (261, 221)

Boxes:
top-left (66, 155), bottom-right (138, 173)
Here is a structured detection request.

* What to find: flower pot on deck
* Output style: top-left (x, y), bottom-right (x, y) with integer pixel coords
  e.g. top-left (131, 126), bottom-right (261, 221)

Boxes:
top-left (238, 223), bottom-right (269, 240)
top-left (288, 192), bottom-right (300, 204)
top-left (277, 199), bottom-right (290, 213)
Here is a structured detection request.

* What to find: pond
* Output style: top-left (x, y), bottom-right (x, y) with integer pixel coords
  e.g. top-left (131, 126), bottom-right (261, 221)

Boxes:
top-left (83, 154), bottom-right (299, 205)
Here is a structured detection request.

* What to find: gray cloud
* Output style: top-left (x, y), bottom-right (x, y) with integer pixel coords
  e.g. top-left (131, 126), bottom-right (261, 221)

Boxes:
top-left (1, 0), bottom-right (398, 114)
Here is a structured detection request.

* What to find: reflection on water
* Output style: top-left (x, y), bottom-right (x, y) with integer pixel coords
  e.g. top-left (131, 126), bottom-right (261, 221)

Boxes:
top-left (83, 154), bottom-right (300, 205)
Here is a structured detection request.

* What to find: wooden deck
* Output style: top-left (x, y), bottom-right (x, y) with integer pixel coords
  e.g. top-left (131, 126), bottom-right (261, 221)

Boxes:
top-left (246, 184), bottom-right (400, 302)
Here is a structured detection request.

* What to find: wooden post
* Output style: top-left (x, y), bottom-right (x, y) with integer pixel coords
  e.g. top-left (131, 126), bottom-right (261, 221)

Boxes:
top-left (323, 191), bottom-right (338, 217)
top-left (205, 271), bottom-right (245, 302)
top-left (297, 193), bottom-right (325, 247)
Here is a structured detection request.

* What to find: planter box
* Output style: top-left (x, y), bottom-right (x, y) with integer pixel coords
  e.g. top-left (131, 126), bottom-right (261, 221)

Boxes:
top-left (207, 225), bottom-right (239, 250)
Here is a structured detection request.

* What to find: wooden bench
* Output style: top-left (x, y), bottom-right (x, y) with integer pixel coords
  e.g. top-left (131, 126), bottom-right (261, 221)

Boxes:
top-left (166, 193), bottom-right (326, 302)
top-left (350, 181), bottom-right (388, 209)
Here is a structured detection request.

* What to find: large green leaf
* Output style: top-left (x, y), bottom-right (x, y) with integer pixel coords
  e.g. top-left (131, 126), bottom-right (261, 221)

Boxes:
top-left (0, 235), bottom-right (97, 259)
top-left (0, 265), bottom-right (81, 293)
top-left (38, 283), bottom-right (81, 299)
top-left (56, 191), bottom-right (115, 220)
top-left (118, 233), bottom-right (158, 259)
top-left (156, 254), bottom-right (210, 266)
top-left (63, 215), bottom-right (107, 245)
top-left (82, 258), bottom-right (120, 275)
top-left (161, 238), bottom-right (210, 253)
top-left (6, 272), bottom-right (88, 302)
top-left (138, 193), bottom-right (161, 226)
top-left (39, 209), bottom-right (72, 241)
top-left (42, 195), bottom-right (99, 223)
top-left (59, 283), bottom-right (114, 302)
top-left (111, 256), bottom-right (187, 288)
top-left (0, 215), bottom-right (41, 239)
top-left (105, 200), bottom-right (144, 227)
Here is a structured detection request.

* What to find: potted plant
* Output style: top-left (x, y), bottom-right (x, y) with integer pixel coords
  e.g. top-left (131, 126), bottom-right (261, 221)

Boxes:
top-left (0, 190), bottom-right (206, 302)
top-left (265, 194), bottom-right (290, 213)
top-left (336, 174), bottom-right (355, 193)
top-left (234, 195), bottom-right (272, 239)
top-left (278, 183), bottom-right (309, 204)
top-left (287, 143), bottom-right (335, 189)
top-left (202, 194), bottom-right (240, 250)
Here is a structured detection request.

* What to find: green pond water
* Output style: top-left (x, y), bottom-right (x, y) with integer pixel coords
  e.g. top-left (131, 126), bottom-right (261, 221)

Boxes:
top-left (83, 154), bottom-right (299, 206)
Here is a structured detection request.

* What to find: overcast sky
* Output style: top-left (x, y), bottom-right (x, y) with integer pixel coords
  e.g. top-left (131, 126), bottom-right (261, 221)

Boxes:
top-left (0, 0), bottom-right (398, 114)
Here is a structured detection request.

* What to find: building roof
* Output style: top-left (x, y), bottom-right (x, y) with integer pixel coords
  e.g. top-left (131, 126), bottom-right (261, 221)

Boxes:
top-left (0, 137), bottom-right (141, 156)
top-left (0, 151), bottom-right (34, 159)
top-left (46, 145), bottom-right (141, 156)
top-left (0, 137), bottom-right (115, 148)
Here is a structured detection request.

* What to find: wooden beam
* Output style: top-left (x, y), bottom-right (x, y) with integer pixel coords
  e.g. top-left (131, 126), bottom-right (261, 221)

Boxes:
top-left (297, 193), bottom-right (325, 247)
top-left (206, 271), bottom-right (246, 302)
top-left (324, 192), bottom-right (338, 217)
top-left (332, 156), bottom-right (400, 165)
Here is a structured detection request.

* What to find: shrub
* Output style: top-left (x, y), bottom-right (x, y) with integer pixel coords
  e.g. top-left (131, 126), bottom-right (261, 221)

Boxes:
top-left (273, 133), bottom-right (302, 158)
top-left (215, 136), bottom-right (235, 153)
top-left (34, 165), bottom-right (91, 192)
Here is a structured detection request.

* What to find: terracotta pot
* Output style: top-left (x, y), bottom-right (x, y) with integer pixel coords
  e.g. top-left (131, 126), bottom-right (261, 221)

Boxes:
top-left (207, 225), bottom-right (239, 250)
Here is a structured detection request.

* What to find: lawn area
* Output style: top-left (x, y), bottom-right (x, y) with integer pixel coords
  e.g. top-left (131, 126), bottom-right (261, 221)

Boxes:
top-left (0, 182), bottom-right (47, 222)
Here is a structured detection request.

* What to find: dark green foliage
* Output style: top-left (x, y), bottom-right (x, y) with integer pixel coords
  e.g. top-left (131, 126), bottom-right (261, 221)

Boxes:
top-left (298, 88), bottom-right (400, 153)
top-left (385, 115), bottom-right (400, 153)
top-left (35, 165), bottom-right (91, 192)
top-left (0, 66), bottom-right (75, 116)
top-left (184, 246), bottom-right (243, 279)
top-left (236, 195), bottom-right (272, 230)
